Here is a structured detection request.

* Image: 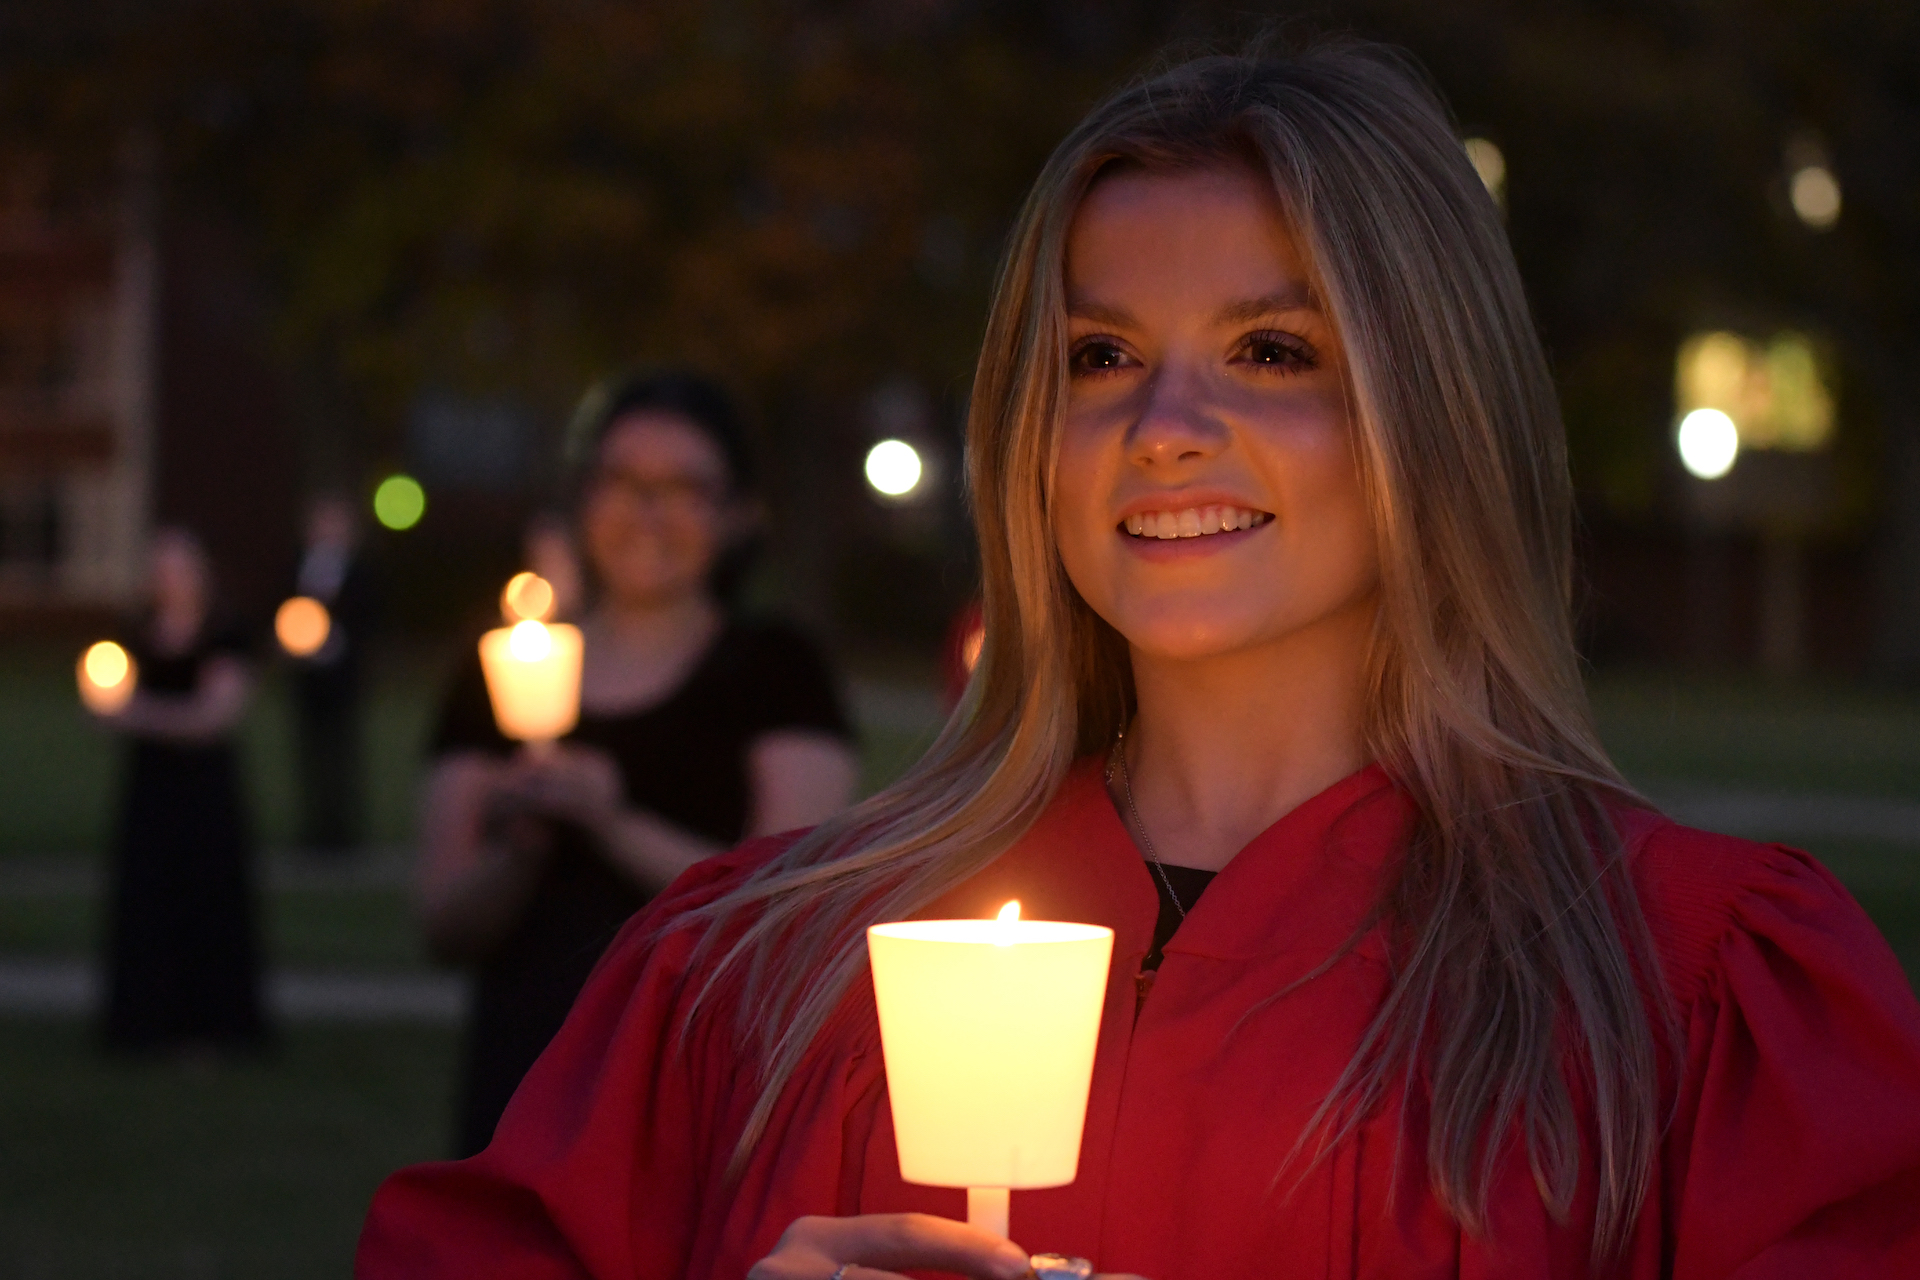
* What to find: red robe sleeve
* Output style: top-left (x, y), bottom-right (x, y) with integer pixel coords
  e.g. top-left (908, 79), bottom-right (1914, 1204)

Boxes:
top-left (1654, 836), bottom-right (1920, 1278)
top-left (354, 835), bottom-right (867, 1279)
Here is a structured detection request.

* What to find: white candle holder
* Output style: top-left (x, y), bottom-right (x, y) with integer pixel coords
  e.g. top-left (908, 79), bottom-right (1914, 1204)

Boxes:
top-left (478, 619), bottom-right (583, 746)
top-left (867, 903), bottom-right (1112, 1239)
top-left (77, 641), bottom-right (138, 714)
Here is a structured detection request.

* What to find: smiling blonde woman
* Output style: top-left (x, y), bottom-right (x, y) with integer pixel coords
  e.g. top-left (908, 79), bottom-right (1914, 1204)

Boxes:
top-left (359, 43), bottom-right (1920, 1280)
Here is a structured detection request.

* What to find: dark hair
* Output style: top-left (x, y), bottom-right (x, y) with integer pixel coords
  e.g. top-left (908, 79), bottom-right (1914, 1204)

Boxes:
top-left (561, 370), bottom-right (761, 604)
top-left (562, 370), bottom-right (757, 497)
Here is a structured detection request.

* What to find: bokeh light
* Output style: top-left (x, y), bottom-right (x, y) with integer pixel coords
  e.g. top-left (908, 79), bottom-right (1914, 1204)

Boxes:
top-left (508, 618), bottom-right (553, 662)
top-left (961, 621), bottom-right (985, 673)
top-left (1463, 136), bottom-right (1506, 204)
top-left (501, 571), bottom-right (556, 623)
top-left (82, 640), bottom-right (131, 688)
top-left (77, 640), bottom-right (137, 713)
top-left (372, 474), bottom-right (426, 530)
top-left (1789, 165), bottom-right (1841, 230)
top-left (865, 439), bottom-right (923, 498)
top-left (1677, 408), bottom-right (1740, 479)
top-left (275, 596), bottom-right (332, 656)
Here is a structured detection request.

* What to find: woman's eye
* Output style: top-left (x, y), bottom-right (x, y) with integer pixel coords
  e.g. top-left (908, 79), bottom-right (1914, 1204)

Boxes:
top-left (1238, 331), bottom-right (1318, 372)
top-left (1069, 339), bottom-right (1132, 376)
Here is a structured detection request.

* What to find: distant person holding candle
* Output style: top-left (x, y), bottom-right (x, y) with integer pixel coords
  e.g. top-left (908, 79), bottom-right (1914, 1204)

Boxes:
top-left (289, 492), bottom-right (380, 856)
top-left (93, 527), bottom-right (267, 1055)
top-left (417, 370), bottom-right (858, 1158)
top-left (363, 46), bottom-right (1920, 1278)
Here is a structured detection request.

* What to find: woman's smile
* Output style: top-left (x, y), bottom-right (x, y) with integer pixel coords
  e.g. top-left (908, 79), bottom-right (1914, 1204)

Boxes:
top-left (1117, 497), bottom-right (1275, 563)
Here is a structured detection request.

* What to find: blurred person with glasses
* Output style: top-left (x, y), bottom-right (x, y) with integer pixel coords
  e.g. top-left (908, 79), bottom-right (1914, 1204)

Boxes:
top-left (416, 371), bottom-right (859, 1158)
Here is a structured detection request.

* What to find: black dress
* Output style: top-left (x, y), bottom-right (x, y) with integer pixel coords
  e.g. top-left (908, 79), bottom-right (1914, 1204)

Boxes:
top-left (102, 619), bottom-right (269, 1053)
top-left (430, 617), bottom-right (854, 1156)
top-left (292, 546), bottom-right (380, 852)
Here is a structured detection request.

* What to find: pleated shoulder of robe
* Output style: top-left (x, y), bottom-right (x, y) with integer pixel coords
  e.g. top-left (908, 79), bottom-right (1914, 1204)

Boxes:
top-left (357, 760), bottom-right (1920, 1279)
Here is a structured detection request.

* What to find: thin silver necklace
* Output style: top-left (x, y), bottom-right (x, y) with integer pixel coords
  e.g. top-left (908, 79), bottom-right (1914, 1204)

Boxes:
top-left (1105, 728), bottom-right (1187, 920)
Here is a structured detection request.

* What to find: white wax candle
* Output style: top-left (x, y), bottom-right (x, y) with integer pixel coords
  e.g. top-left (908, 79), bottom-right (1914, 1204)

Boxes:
top-left (477, 619), bottom-right (583, 743)
top-left (867, 901), bottom-right (1113, 1236)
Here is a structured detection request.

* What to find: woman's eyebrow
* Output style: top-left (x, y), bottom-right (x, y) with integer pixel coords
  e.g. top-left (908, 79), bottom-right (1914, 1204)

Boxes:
top-left (1065, 298), bottom-right (1137, 328)
top-left (1214, 290), bottom-right (1318, 325)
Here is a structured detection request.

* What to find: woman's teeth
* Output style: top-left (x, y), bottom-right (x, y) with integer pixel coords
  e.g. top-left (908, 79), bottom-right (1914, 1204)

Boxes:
top-left (1123, 506), bottom-right (1271, 539)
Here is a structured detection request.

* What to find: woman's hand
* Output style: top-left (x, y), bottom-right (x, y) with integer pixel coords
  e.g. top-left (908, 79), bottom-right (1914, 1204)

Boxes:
top-left (499, 744), bottom-right (624, 832)
top-left (747, 1214), bottom-right (1029, 1280)
top-left (746, 1214), bottom-right (1151, 1280)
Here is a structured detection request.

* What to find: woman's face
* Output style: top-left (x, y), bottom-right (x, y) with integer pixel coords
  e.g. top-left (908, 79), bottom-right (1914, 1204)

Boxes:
top-left (1051, 164), bottom-right (1379, 666)
top-left (149, 532), bottom-right (208, 615)
top-left (580, 412), bottom-right (735, 609)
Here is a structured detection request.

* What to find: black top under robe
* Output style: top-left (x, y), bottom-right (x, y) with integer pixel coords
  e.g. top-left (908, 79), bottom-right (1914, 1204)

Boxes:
top-left (431, 616), bottom-right (853, 1155)
top-left (1141, 861), bottom-right (1217, 971)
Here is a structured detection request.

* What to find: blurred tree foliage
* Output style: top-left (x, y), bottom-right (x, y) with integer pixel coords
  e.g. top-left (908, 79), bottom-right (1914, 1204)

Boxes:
top-left (2, 0), bottom-right (1915, 666)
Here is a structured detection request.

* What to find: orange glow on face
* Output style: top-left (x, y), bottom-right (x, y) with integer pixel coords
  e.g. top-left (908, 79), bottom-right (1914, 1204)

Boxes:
top-left (501, 571), bottom-right (556, 622)
top-left (275, 596), bottom-right (332, 657)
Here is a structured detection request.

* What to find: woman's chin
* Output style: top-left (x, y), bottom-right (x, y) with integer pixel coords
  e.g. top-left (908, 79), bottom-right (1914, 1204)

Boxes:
top-left (1114, 616), bottom-right (1279, 665)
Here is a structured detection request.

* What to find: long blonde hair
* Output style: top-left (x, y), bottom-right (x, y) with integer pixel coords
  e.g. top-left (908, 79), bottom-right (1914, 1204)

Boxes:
top-left (683, 42), bottom-right (1667, 1257)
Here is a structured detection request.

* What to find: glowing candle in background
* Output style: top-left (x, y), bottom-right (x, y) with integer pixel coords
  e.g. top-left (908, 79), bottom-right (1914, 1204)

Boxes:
top-left (275, 595), bottom-right (333, 657)
top-left (77, 640), bottom-right (138, 714)
top-left (866, 900), bottom-right (1114, 1240)
top-left (478, 575), bottom-right (582, 746)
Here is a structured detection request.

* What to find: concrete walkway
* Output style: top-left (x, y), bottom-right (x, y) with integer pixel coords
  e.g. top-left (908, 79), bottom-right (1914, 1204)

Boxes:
top-left (0, 958), bottom-right (464, 1022)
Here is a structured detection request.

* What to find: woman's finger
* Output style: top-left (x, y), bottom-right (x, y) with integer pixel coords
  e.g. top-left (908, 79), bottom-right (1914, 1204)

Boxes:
top-left (816, 1213), bottom-right (1030, 1279)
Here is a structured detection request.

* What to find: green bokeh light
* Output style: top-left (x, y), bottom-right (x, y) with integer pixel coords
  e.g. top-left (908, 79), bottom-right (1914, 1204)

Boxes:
top-left (372, 474), bottom-right (426, 531)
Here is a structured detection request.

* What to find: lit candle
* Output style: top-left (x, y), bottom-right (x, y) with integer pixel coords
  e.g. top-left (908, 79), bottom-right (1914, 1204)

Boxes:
top-left (275, 595), bottom-right (332, 657)
top-left (478, 572), bottom-right (582, 746)
top-left (867, 900), bottom-right (1114, 1239)
top-left (77, 640), bottom-right (138, 714)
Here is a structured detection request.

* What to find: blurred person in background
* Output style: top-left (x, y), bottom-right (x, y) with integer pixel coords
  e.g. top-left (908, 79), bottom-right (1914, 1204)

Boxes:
top-left (92, 527), bottom-right (268, 1056)
top-left (291, 492), bottom-right (379, 856)
top-left (418, 371), bottom-right (859, 1157)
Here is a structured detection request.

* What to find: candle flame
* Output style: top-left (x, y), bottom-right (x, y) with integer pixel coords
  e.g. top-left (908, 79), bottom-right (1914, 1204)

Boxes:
top-left (82, 641), bottom-right (131, 688)
top-left (501, 571), bottom-right (556, 623)
top-left (508, 618), bottom-right (553, 662)
top-left (993, 899), bottom-right (1020, 946)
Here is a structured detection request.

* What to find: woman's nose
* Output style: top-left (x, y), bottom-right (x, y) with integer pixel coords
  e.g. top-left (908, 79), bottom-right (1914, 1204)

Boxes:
top-left (1125, 365), bottom-right (1228, 469)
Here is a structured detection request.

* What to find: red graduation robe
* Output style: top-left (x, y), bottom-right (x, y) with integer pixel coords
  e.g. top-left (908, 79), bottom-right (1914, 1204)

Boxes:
top-left (358, 761), bottom-right (1920, 1278)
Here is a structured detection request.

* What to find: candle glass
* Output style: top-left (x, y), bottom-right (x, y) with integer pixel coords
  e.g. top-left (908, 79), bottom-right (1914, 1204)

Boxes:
top-left (867, 912), bottom-right (1113, 1238)
top-left (77, 641), bottom-right (138, 714)
top-left (477, 619), bottom-right (583, 745)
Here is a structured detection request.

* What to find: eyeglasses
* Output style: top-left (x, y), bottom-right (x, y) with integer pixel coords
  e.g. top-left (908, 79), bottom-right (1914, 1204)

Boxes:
top-left (589, 469), bottom-right (726, 514)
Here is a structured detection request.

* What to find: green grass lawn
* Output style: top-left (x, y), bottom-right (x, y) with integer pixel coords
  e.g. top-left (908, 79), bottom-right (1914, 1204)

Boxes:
top-left (0, 640), bottom-right (443, 858)
top-left (0, 1021), bottom-right (455, 1280)
top-left (1588, 670), bottom-right (1920, 801)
